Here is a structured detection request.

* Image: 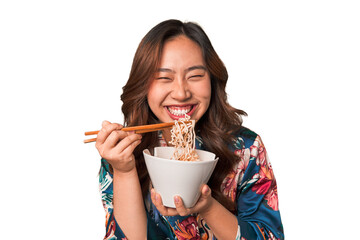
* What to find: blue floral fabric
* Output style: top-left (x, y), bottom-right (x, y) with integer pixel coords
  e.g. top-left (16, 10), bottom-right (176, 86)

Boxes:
top-left (99, 128), bottom-right (284, 239)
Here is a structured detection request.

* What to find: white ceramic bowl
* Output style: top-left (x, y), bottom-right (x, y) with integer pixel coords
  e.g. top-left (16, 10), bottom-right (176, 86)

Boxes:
top-left (143, 147), bottom-right (218, 208)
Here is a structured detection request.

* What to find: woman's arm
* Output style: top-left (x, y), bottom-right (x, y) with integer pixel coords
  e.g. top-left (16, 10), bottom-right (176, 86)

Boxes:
top-left (113, 168), bottom-right (147, 240)
top-left (234, 134), bottom-right (284, 239)
top-left (96, 121), bottom-right (146, 239)
top-left (198, 195), bottom-right (238, 240)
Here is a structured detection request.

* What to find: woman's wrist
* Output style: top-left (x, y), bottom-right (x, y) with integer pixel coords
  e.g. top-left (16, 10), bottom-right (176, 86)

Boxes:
top-left (198, 195), bottom-right (216, 217)
top-left (113, 166), bottom-right (138, 179)
top-left (198, 196), bottom-right (238, 240)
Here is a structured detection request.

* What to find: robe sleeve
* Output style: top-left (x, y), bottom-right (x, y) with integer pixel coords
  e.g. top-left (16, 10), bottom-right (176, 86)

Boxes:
top-left (235, 135), bottom-right (284, 240)
top-left (99, 158), bottom-right (171, 240)
top-left (99, 158), bottom-right (127, 239)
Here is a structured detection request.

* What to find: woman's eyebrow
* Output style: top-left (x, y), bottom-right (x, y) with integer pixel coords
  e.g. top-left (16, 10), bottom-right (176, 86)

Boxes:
top-left (156, 68), bottom-right (175, 73)
top-left (156, 65), bottom-right (207, 73)
top-left (185, 65), bottom-right (207, 73)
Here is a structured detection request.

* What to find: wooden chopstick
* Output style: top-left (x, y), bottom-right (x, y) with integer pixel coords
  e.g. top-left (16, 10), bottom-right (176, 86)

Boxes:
top-left (84, 138), bottom-right (98, 144)
top-left (83, 121), bottom-right (192, 143)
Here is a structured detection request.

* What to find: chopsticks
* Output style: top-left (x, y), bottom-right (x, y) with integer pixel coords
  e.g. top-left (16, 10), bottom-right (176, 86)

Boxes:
top-left (83, 121), bottom-right (193, 143)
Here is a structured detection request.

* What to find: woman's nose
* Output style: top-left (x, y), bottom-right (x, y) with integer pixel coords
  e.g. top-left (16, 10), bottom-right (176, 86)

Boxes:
top-left (170, 78), bottom-right (191, 101)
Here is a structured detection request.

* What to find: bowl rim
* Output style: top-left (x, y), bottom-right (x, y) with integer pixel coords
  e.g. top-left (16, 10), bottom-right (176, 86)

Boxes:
top-left (143, 147), bottom-right (218, 165)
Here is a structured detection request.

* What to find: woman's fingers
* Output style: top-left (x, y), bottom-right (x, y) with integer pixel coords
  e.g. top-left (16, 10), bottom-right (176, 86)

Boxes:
top-left (175, 185), bottom-right (212, 216)
top-left (104, 129), bottom-right (128, 148)
top-left (173, 196), bottom-right (190, 216)
top-left (94, 121), bottom-right (143, 173)
top-left (102, 120), bottom-right (111, 128)
top-left (96, 121), bottom-right (123, 147)
top-left (113, 132), bottom-right (142, 154)
top-left (200, 184), bottom-right (211, 199)
top-left (150, 187), bottom-right (213, 217)
top-left (191, 185), bottom-right (213, 214)
top-left (150, 189), bottom-right (178, 216)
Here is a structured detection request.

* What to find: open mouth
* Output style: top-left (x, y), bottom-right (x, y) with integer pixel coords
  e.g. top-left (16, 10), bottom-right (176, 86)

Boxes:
top-left (165, 105), bottom-right (197, 118)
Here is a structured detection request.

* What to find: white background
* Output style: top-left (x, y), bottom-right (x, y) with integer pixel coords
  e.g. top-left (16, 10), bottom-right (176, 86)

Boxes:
top-left (1, 0), bottom-right (359, 239)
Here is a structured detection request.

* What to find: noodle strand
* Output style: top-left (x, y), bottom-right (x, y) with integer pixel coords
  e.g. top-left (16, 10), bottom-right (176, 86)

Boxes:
top-left (169, 114), bottom-right (200, 161)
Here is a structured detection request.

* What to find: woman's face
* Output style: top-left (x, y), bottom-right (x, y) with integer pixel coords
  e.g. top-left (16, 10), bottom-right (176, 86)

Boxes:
top-left (147, 35), bottom-right (211, 123)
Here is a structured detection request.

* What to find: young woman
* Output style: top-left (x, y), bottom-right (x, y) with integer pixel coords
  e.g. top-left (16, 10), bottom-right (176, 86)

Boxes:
top-left (96, 19), bottom-right (284, 240)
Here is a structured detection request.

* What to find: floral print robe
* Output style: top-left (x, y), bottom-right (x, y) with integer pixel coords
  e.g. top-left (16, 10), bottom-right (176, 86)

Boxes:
top-left (99, 127), bottom-right (284, 239)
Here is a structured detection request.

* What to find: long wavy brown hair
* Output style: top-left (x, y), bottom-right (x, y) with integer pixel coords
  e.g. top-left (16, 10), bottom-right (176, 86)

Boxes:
top-left (120, 19), bottom-right (247, 211)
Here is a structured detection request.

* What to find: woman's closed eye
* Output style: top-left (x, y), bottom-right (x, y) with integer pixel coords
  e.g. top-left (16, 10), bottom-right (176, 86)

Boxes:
top-left (189, 74), bottom-right (204, 80)
top-left (156, 76), bottom-right (172, 81)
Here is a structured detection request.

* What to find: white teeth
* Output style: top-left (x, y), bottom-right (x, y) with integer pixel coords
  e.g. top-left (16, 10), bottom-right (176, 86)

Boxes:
top-left (167, 106), bottom-right (192, 116)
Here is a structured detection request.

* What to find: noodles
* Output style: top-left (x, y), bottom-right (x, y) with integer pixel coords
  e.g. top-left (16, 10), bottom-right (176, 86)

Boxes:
top-left (169, 114), bottom-right (200, 161)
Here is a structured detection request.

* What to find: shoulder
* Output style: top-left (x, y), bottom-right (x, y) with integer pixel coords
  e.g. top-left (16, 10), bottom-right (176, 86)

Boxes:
top-left (232, 126), bottom-right (261, 150)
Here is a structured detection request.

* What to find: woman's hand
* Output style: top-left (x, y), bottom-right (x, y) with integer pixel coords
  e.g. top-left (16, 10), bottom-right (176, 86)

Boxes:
top-left (150, 184), bottom-right (214, 217)
top-left (95, 120), bottom-right (142, 173)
